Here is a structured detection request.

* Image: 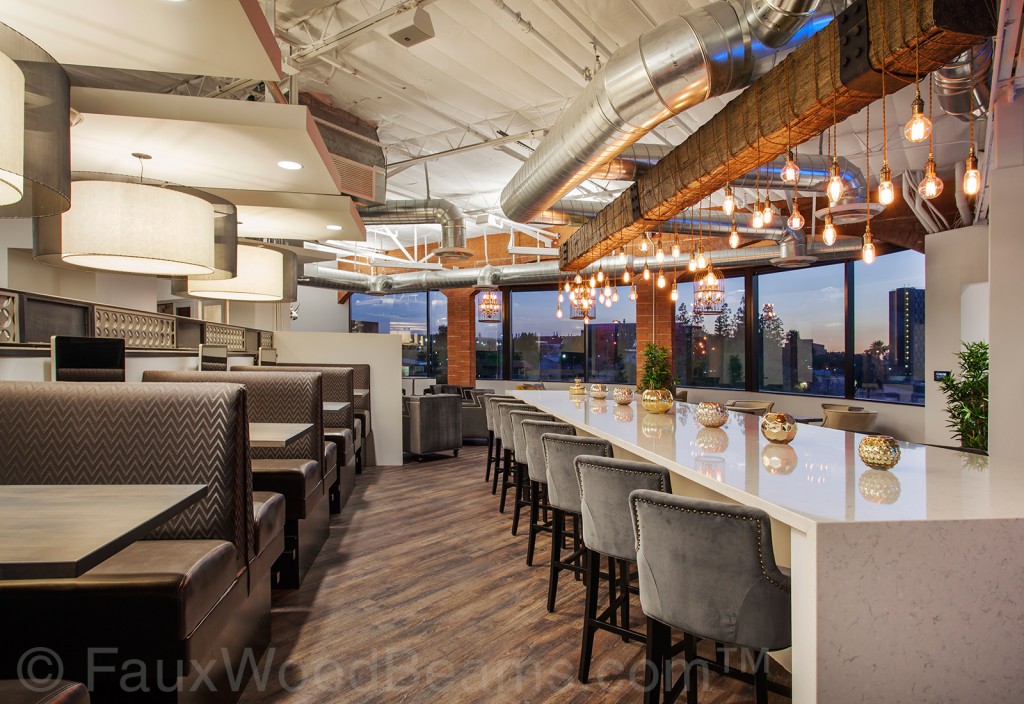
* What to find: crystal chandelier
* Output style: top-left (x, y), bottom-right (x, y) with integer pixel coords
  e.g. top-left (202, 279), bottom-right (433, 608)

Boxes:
top-left (693, 264), bottom-right (725, 316)
top-left (478, 289), bottom-right (501, 323)
top-left (568, 276), bottom-right (596, 323)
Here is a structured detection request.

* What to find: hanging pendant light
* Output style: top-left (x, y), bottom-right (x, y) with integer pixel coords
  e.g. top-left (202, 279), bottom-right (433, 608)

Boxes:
top-left (862, 103), bottom-right (876, 265)
top-left (639, 236), bottom-right (649, 253)
top-left (642, 262), bottom-right (651, 280)
top-left (655, 241), bottom-right (665, 264)
top-left (622, 268), bottom-right (631, 284)
top-left (787, 201), bottom-right (805, 230)
top-left (589, 273), bottom-right (597, 288)
top-left (919, 156), bottom-right (943, 199)
top-left (596, 267), bottom-right (604, 283)
top-left (781, 149), bottom-right (800, 184)
top-left (822, 212), bottom-right (837, 246)
top-left (878, 164), bottom-right (895, 205)
top-left (728, 220), bottom-right (740, 249)
top-left (826, 160), bottom-right (844, 204)
top-left (619, 248), bottom-right (627, 264)
top-left (671, 240), bottom-right (680, 258)
top-left (573, 273), bottom-right (583, 285)
top-left (611, 289), bottom-right (619, 303)
top-left (0, 49), bottom-right (24, 206)
top-left (188, 244), bottom-right (286, 301)
top-left (696, 249), bottom-right (707, 270)
top-left (657, 271), bottom-right (666, 289)
top-left (687, 254), bottom-right (697, 272)
top-left (477, 289), bottom-right (502, 323)
top-left (762, 202), bottom-right (774, 226)
top-left (752, 207), bottom-right (764, 229)
top-left (904, 92), bottom-right (931, 143)
top-left (963, 46), bottom-right (982, 197)
top-left (876, 26), bottom-right (896, 207)
top-left (629, 286), bottom-right (637, 301)
top-left (862, 228), bottom-right (876, 264)
top-left (556, 305), bottom-right (563, 319)
top-left (670, 287), bottom-right (678, 302)
top-left (722, 184), bottom-right (736, 216)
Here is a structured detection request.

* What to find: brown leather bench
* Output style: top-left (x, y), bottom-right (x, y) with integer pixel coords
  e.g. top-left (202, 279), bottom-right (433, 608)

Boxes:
top-left (0, 680), bottom-right (90, 703)
top-left (0, 381), bottom-right (278, 702)
top-left (144, 370), bottom-right (330, 589)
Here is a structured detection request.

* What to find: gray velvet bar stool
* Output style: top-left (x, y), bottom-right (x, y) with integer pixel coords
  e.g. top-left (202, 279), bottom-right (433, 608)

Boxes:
top-left (576, 455), bottom-right (671, 684)
top-left (488, 397), bottom-right (528, 495)
top-left (483, 395), bottom-right (522, 485)
top-left (521, 419), bottom-right (576, 567)
top-left (496, 402), bottom-right (537, 512)
top-left (508, 409), bottom-right (555, 536)
top-left (541, 433), bottom-right (613, 613)
top-left (629, 490), bottom-right (792, 704)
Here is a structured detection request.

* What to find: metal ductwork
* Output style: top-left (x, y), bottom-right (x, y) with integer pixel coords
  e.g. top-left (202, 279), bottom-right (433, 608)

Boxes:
top-left (934, 39), bottom-right (993, 121)
top-left (730, 154), bottom-right (867, 195)
top-left (357, 199), bottom-right (472, 259)
top-left (308, 237), bottom-right (862, 294)
top-left (588, 144), bottom-right (675, 181)
top-left (500, 0), bottom-right (845, 223)
top-left (770, 231), bottom-right (818, 268)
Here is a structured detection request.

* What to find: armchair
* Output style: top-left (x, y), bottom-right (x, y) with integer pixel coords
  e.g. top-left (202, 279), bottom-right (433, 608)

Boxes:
top-left (403, 394), bottom-right (463, 458)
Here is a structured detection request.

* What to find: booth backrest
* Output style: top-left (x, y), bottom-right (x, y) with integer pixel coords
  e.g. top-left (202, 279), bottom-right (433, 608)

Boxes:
top-left (0, 381), bottom-right (254, 574)
top-left (233, 365), bottom-right (353, 432)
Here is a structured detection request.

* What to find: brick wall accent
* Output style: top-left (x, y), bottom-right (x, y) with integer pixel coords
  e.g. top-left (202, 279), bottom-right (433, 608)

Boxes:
top-left (444, 287), bottom-right (477, 386)
top-left (634, 275), bottom-right (676, 382)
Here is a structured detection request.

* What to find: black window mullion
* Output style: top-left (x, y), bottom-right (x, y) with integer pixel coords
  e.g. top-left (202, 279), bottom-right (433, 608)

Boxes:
top-left (746, 269), bottom-right (757, 393)
top-left (845, 263), bottom-right (856, 399)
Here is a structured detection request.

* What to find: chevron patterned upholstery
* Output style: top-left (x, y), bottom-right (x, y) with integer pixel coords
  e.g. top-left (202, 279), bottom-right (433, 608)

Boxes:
top-left (0, 381), bottom-right (254, 572)
top-left (233, 365), bottom-right (353, 432)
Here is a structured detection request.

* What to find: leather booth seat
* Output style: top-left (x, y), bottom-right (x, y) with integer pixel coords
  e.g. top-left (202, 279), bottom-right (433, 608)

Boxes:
top-left (0, 680), bottom-right (91, 703)
top-left (0, 382), bottom-right (278, 703)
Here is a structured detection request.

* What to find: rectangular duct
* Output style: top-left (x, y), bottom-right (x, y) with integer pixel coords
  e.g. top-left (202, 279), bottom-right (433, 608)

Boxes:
top-left (330, 154), bottom-right (386, 204)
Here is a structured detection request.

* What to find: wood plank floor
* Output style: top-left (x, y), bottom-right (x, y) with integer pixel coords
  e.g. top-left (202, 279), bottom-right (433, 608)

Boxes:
top-left (240, 445), bottom-right (790, 703)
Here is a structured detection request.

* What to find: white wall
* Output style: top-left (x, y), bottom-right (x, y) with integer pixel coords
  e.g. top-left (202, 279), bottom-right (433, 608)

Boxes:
top-left (924, 225), bottom-right (989, 445)
top-left (273, 331), bottom-right (403, 466)
top-left (290, 285), bottom-right (349, 333)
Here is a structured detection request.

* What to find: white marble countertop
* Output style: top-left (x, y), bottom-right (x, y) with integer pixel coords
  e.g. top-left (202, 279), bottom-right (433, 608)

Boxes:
top-left (512, 390), bottom-right (1021, 533)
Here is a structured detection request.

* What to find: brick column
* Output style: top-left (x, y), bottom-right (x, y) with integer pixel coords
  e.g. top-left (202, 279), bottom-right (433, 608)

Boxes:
top-left (634, 276), bottom-right (676, 381)
top-left (444, 287), bottom-right (477, 386)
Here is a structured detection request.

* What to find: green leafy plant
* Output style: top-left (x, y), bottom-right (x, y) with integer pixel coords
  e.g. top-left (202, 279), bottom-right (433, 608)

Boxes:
top-left (938, 341), bottom-right (989, 451)
top-left (637, 342), bottom-right (675, 392)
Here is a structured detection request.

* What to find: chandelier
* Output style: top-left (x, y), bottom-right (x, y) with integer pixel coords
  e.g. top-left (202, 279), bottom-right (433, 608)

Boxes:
top-left (567, 274), bottom-right (596, 323)
top-left (478, 289), bottom-right (501, 323)
top-left (693, 264), bottom-right (725, 316)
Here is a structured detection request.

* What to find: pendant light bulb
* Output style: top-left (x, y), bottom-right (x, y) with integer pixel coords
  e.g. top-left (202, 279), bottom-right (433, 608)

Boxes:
top-left (670, 287), bottom-right (678, 302)
top-left (729, 227), bottom-right (740, 249)
top-left (963, 151), bottom-right (981, 196)
top-left (603, 284), bottom-right (612, 298)
top-left (696, 251), bottom-right (707, 270)
top-left (752, 209), bottom-right (764, 229)
top-left (596, 269), bottom-right (604, 283)
top-left (639, 237), bottom-right (649, 253)
top-left (599, 293), bottom-right (605, 305)
top-left (918, 156), bottom-right (943, 200)
top-left (619, 249), bottom-right (627, 263)
top-left (655, 245), bottom-right (665, 264)
top-left (826, 160), bottom-right (844, 204)
top-left (671, 242), bottom-right (680, 258)
top-left (629, 287), bottom-right (637, 301)
top-left (781, 150), bottom-right (800, 184)
top-left (762, 203), bottom-right (773, 226)
top-left (558, 292), bottom-right (564, 303)
top-left (564, 281), bottom-right (571, 292)
top-left (787, 205), bottom-right (805, 231)
top-left (903, 92), bottom-right (932, 143)
top-left (822, 213), bottom-right (837, 246)
top-left (605, 296), bottom-right (613, 308)
top-left (556, 306), bottom-right (563, 319)
top-left (642, 263), bottom-right (651, 280)
top-left (622, 269), bottom-right (631, 284)
top-left (612, 290), bottom-right (619, 303)
top-left (722, 185), bottom-right (736, 216)
top-left (574, 273), bottom-right (582, 285)
top-left (589, 274), bottom-right (597, 288)
top-left (878, 164), bottom-right (895, 206)
top-left (657, 272), bottom-right (666, 289)
top-left (862, 230), bottom-right (875, 264)
top-left (687, 256), bottom-right (697, 272)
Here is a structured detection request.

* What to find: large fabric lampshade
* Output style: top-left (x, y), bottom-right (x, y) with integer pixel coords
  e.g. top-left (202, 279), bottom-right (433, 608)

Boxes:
top-left (187, 244), bottom-right (284, 301)
top-left (0, 50), bottom-right (24, 206)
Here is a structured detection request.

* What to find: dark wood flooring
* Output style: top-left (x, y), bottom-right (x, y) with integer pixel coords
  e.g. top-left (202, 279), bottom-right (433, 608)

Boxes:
top-left (239, 444), bottom-right (790, 703)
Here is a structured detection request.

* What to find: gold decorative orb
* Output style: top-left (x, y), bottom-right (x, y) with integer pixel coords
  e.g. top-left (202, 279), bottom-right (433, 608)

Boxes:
top-left (695, 401), bottom-right (728, 428)
top-left (642, 413), bottom-right (675, 439)
top-left (858, 435), bottom-right (901, 469)
top-left (696, 427), bottom-right (729, 453)
top-left (613, 404), bottom-right (634, 423)
top-left (569, 377), bottom-right (586, 396)
top-left (761, 444), bottom-right (798, 475)
top-left (612, 387), bottom-right (634, 405)
top-left (760, 412), bottom-right (797, 444)
top-left (859, 468), bottom-right (902, 504)
top-left (589, 383), bottom-right (608, 399)
top-left (641, 388), bottom-right (674, 414)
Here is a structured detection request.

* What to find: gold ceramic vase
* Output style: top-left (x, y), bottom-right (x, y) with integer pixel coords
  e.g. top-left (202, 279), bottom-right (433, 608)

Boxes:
top-left (641, 388), bottom-right (674, 414)
top-left (760, 412), bottom-right (797, 444)
top-left (569, 377), bottom-right (586, 396)
top-left (695, 401), bottom-right (728, 428)
top-left (858, 435), bottom-right (901, 469)
top-left (589, 384), bottom-right (608, 399)
top-left (612, 387), bottom-right (634, 405)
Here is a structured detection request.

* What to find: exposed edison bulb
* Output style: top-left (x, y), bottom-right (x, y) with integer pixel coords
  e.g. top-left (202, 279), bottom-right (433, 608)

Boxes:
top-left (569, 289), bottom-right (577, 302)
top-left (574, 273), bottom-right (583, 285)
top-left (598, 293), bottom-right (606, 304)
top-left (556, 306), bottom-right (563, 319)
top-left (622, 269), bottom-right (631, 284)
top-left (963, 151), bottom-right (981, 196)
top-left (822, 212), bottom-right (837, 246)
top-left (670, 242), bottom-right (681, 257)
top-left (688, 256), bottom-right (697, 272)
top-left (603, 284), bottom-right (612, 298)
top-left (752, 208), bottom-right (764, 229)
top-left (762, 204), bottom-right (773, 226)
top-left (826, 160), bottom-right (844, 204)
top-left (657, 272), bottom-right (666, 288)
top-left (596, 269), bottom-right (604, 283)
top-left (903, 92), bottom-right (931, 143)
top-left (877, 164), bottom-right (895, 206)
top-left (642, 264), bottom-right (651, 280)
top-left (705, 270), bottom-right (717, 286)
top-left (611, 290), bottom-right (619, 303)
top-left (558, 291), bottom-right (564, 303)
top-left (639, 237), bottom-right (649, 253)
top-left (604, 296), bottom-right (613, 308)
top-left (670, 287), bottom-right (678, 302)
top-left (655, 245), bottom-right (665, 264)
top-left (781, 150), bottom-right (800, 184)
top-left (918, 156), bottom-right (943, 200)
top-left (729, 227), bottom-right (740, 249)
top-left (584, 314), bottom-right (590, 325)
top-left (862, 231), bottom-right (875, 264)
top-left (629, 287), bottom-right (637, 301)
top-left (787, 205), bottom-right (805, 231)
top-left (564, 281), bottom-right (571, 292)
top-left (619, 249), bottom-right (627, 263)
top-left (696, 251), bottom-right (707, 269)
top-left (722, 185), bottom-right (736, 216)
top-left (589, 274), bottom-right (597, 288)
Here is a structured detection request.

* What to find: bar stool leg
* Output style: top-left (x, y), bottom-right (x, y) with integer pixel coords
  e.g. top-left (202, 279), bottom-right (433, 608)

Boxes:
top-left (578, 548), bottom-right (600, 683)
top-left (644, 616), bottom-right (670, 704)
top-left (683, 633), bottom-right (699, 704)
top-left (619, 558), bottom-right (631, 641)
top-left (485, 430), bottom-right (494, 483)
top-left (511, 463), bottom-right (527, 535)
top-left (491, 438), bottom-right (503, 495)
top-left (499, 449), bottom-right (513, 512)
top-left (526, 480), bottom-right (541, 565)
top-left (754, 649), bottom-right (769, 704)
top-left (608, 556), bottom-right (618, 629)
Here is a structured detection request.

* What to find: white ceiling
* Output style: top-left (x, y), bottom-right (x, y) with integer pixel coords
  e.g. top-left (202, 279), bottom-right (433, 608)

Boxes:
top-left (0, 0), bottom-right (281, 81)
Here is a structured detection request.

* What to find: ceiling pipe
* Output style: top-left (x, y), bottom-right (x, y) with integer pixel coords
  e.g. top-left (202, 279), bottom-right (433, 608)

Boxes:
top-left (308, 237), bottom-right (862, 293)
top-left (499, 0), bottom-right (847, 223)
top-left (357, 199), bottom-right (472, 259)
top-left (934, 38), bottom-right (993, 121)
top-left (729, 153), bottom-right (867, 195)
top-left (588, 144), bottom-right (675, 181)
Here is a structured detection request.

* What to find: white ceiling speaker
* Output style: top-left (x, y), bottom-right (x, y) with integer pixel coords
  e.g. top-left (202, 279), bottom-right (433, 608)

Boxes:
top-left (389, 8), bottom-right (434, 47)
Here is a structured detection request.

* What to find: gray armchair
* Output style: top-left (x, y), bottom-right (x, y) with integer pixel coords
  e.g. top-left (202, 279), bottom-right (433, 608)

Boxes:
top-left (403, 393), bottom-right (463, 457)
top-left (461, 389), bottom-right (493, 440)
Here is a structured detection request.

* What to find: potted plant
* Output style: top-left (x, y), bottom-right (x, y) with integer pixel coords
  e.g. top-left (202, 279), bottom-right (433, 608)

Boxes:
top-left (938, 340), bottom-right (988, 452)
top-left (637, 342), bottom-right (675, 413)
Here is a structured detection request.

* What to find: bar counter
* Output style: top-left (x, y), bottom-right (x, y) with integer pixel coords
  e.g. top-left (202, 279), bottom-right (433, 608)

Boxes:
top-left (512, 390), bottom-right (1024, 703)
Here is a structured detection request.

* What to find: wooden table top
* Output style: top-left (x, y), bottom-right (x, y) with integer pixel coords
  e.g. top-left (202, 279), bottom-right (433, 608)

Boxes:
top-left (0, 484), bottom-right (208, 580)
top-left (249, 422), bottom-right (314, 448)
top-left (323, 401), bottom-right (351, 413)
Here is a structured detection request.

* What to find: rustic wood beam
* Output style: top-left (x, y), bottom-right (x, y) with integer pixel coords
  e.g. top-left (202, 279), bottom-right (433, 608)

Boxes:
top-left (559, 0), bottom-right (996, 270)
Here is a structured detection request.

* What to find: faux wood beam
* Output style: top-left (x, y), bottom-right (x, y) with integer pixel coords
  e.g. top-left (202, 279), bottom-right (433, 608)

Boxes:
top-left (560, 0), bottom-right (996, 270)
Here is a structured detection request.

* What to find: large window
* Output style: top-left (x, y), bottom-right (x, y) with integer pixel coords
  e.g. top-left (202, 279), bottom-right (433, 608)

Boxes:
top-left (854, 250), bottom-right (925, 404)
top-left (475, 291), bottom-right (503, 380)
top-left (674, 276), bottom-right (747, 389)
top-left (349, 291), bottom-right (445, 378)
top-left (757, 264), bottom-right (846, 396)
top-left (428, 291), bottom-right (448, 382)
top-left (586, 286), bottom-right (636, 384)
top-left (511, 290), bottom-right (584, 381)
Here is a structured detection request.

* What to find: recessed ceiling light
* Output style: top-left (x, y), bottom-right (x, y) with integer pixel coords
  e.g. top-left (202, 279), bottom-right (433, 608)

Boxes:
top-left (277, 160), bottom-right (303, 170)
top-left (326, 224), bottom-right (343, 231)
